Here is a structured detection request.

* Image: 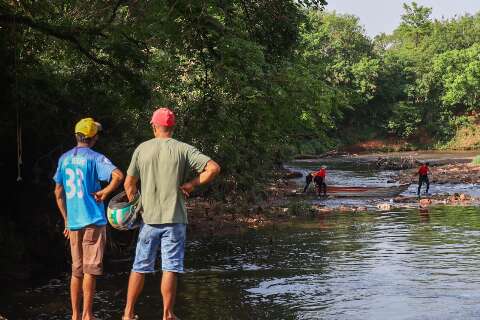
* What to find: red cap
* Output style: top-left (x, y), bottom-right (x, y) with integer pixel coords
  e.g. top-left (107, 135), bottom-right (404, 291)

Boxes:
top-left (150, 107), bottom-right (176, 127)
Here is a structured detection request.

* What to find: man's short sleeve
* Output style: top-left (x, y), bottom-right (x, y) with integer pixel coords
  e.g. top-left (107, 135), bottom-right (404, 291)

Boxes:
top-left (127, 147), bottom-right (141, 177)
top-left (95, 154), bottom-right (117, 182)
top-left (53, 157), bottom-right (64, 185)
top-left (185, 144), bottom-right (211, 173)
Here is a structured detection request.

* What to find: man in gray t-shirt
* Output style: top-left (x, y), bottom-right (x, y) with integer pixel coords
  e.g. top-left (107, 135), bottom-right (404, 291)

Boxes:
top-left (122, 107), bottom-right (220, 320)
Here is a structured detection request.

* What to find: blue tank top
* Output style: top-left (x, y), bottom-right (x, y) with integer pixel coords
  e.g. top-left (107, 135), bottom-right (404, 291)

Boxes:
top-left (54, 147), bottom-right (117, 230)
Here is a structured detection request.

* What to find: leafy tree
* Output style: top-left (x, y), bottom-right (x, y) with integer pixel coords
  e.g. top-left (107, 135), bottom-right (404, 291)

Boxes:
top-left (397, 2), bottom-right (433, 48)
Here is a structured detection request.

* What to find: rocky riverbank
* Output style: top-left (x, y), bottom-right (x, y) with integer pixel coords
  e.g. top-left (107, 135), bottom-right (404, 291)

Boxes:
top-left (187, 159), bottom-right (480, 235)
top-left (399, 163), bottom-right (480, 184)
top-left (187, 169), bottom-right (299, 236)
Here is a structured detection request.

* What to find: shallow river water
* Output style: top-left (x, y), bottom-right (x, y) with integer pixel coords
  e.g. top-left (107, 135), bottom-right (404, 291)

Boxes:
top-left (3, 153), bottom-right (480, 320)
top-left (4, 206), bottom-right (480, 320)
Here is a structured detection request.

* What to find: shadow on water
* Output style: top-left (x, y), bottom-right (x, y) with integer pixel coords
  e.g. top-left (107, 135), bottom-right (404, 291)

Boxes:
top-left (3, 206), bottom-right (480, 320)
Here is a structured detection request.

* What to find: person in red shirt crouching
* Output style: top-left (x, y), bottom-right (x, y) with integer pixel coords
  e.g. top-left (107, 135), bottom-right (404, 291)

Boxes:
top-left (417, 162), bottom-right (431, 196)
top-left (314, 165), bottom-right (327, 196)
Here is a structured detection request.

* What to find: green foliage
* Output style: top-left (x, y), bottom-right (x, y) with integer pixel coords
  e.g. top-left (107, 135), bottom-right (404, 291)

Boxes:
top-left (472, 155), bottom-right (480, 165)
top-left (0, 0), bottom-right (330, 194)
top-left (432, 44), bottom-right (480, 110)
top-left (398, 2), bottom-right (433, 48)
top-left (356, 6), bottom-right (480, 146)
top-left (4, 1), bottom-right (480, 193)
top-left (386, 102), bottom-right (423, 139)
top-left (287, 201), bottom-right (314, 217)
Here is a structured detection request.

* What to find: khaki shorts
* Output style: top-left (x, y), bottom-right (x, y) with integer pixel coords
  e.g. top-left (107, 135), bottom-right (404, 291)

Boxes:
top-left (70, 225), bottom-right (106, 277)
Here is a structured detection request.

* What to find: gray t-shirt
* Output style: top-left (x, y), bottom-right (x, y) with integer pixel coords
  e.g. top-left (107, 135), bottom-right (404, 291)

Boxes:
top-left (127, 138), bottom-right (211, 224)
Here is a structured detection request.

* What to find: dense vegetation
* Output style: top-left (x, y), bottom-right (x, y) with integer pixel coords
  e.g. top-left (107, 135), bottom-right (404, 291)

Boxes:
top-left (1, 1), bottom-right (480, 274)
top-left (339, 3), bottom-right (480, 149)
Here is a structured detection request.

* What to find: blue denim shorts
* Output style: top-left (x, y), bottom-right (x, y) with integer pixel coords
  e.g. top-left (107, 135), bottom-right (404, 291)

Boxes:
top-left (132, 223), bottom-right (186, 273)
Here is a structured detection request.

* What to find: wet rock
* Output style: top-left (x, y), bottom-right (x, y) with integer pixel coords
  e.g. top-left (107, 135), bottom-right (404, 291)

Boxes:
top-left (377, 203), bottom-right (392, 211)
top-left (419, 199), bottom-right (432, 207)
top-left (356, 206), bottom-right (368, 212)
top-left (449, 193), bottom-right (463, 203)
top-left (316, 207), bottom-right (333, 214)
top-left (338, 206), bottom-right (353, 213)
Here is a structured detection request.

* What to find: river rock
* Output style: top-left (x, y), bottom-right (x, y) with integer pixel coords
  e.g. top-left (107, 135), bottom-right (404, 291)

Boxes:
top-left (419, 199), bottom-right (432, 207)
top-left (338, 206), bottom-right (353, 213)
top-left (449, 194), bottom-right (460, 203)
top-left (316, 207), bottom-right (333, 214)
top-left (377, 203), bottom-right (392, 211)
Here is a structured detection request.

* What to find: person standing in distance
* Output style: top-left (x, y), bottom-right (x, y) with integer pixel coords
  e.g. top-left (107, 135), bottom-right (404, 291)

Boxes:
top-left (314, 165), bottom-right (327, 196)
top-left (416, 162), bottom-right (432, 197)
top-left (122, 107), bottom-right (221, 320)
top-left (53, 118), bottom-right (124, 320)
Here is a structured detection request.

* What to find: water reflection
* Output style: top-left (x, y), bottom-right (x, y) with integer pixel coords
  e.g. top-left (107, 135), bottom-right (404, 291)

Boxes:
top-left (3, 207), bottom-right (480, 319)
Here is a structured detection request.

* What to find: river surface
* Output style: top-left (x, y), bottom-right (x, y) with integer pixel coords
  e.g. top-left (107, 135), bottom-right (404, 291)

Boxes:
top-left (289, 152), bottom-right (480, 209)
top-left (2, 153), bottom-right (480, 320)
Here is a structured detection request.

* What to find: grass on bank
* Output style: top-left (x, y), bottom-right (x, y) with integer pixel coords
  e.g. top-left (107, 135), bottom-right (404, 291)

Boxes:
top-left (472, 155), bottom-right (480, 165)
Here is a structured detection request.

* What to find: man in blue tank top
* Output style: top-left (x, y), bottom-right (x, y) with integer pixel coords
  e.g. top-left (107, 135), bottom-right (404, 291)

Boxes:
top-left (53, 118), bottom-right (124, 320)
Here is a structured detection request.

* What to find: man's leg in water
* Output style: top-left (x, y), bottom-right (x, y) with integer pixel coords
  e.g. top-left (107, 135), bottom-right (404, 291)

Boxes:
top-left (81, 226), bottom-right (106, 320)
top-left (161, 272), bottom-right (177, 320)
top-left (303, 174), bottom-right (312, 193)
top-left (417, 177), bottom-right (423, 196)
top-left (124, 223), bottom-right (158, 319)
top-left (313, 176), bottom-right (321, 196)
top-left (425, 177), bottom-right (430, 194)
top-left (69, 229), bottom-right (83, 320)
top-left (82, 274), bottom-right (96, 320)
top-left (124, 272), bottom-right (145, 319)
top-left (71, 275), bottom-right (82, 320)
top-left (160, 224), bottom-right (186, 320)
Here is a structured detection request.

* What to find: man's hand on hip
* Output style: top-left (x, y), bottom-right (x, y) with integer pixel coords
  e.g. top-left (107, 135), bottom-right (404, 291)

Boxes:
top-left (180, 182), bottom-right (195, 198)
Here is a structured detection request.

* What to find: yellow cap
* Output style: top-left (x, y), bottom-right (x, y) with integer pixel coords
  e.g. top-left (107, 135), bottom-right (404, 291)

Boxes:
top-left (75, 118), bottom-right (100, 138)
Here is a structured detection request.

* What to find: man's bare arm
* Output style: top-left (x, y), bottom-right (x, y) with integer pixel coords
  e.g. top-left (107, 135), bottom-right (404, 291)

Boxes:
top-left (93, 168), bottom-right (124, 202)
top-left (124, 175), bottom-right (139, 202)
top-left (180, 160), bottom-right (221, 197)
top-left (54, 184), bottom-right (69, 238)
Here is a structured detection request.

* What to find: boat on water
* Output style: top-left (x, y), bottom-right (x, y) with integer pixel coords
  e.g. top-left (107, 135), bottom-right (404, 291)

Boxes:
top-left (323, 183), bottom-right (411, 198)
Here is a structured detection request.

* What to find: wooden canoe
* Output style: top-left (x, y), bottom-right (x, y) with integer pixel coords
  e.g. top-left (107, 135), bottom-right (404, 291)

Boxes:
top-left (324, 183), bottom-right (410, 197)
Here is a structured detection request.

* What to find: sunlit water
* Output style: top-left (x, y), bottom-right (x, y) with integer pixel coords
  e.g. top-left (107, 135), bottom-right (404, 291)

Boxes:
top-left (3, 207), bottom-right (480, 320)
top-left (287, 157), bottom-right (480, 209)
